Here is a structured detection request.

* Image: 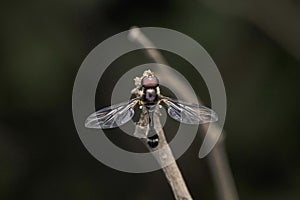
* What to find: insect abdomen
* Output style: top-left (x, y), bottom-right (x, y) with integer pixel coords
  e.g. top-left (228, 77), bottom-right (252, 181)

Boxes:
top-left (147, 134), bottom-right (159, 148)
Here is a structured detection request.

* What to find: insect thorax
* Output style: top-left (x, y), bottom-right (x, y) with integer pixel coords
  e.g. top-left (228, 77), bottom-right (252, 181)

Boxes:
top-left (138, 73), bottom-right (161, 104)
top-left (143, 87), bottom-right (158, 104)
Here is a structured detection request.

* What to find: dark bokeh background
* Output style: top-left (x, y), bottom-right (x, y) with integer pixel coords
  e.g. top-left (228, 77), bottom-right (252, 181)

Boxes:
top-left (1, 0), bottom-right (300, 199)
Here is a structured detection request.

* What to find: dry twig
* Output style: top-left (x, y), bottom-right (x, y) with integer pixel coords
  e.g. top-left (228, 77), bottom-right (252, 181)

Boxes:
top-left (132, 72), bottom-right (193, 200)
top-left (128, 27), bottom-right (239, 200)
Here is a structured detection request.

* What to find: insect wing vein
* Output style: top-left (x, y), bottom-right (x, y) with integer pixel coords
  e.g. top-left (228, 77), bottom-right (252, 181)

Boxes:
top-left (85, 99), bottom-right (138, 129)
top-left (162, 97), bottom-right (218, 124)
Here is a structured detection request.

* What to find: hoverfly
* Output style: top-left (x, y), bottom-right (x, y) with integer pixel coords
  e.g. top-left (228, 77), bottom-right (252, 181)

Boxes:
top-left (85, 70), bottom-right (218, 148)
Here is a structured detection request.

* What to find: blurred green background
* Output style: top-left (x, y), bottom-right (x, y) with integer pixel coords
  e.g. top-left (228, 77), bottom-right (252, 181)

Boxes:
top-left (1, 0), bottom-right (300, 199)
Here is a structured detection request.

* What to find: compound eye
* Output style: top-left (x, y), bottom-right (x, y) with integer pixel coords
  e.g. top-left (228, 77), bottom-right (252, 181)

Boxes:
top-left (142, 76), bottom-right (159, 88)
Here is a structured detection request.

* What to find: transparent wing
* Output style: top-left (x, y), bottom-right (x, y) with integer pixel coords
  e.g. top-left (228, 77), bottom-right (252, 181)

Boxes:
top-left (85, 99), bottom-right (139, 129)
top-left (161, 97), bottom-right (218, 124)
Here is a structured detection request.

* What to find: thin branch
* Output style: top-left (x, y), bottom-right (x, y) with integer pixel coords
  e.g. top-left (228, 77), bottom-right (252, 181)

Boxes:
top-left (134, 107), bottom-right (193, 200)
top-left (129, 27), bottom-right (239, 200)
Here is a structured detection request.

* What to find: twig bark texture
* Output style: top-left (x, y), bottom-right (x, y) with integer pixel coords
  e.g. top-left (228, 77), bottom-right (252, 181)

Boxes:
top-left (129, 27), bottom-right (239, 200)
top-left (135, 107), bottom-right (192, 200)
